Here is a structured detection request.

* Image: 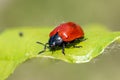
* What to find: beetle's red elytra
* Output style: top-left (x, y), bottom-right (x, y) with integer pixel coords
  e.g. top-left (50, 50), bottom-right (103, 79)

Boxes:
top-left (50, 22), bottom-right (84, 41)
top-left (37, 22), bottom-right (85, 55)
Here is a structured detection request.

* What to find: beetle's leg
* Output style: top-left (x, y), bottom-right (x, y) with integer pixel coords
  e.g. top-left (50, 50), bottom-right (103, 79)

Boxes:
top-left (73, 37), bottom-right (87, 48)
top-left (79, 37), bottom-right (88, 42)
top-left (62, 43), bottom-right (65, 55)
top-left (73, 45), bottom-right (82, 48)
top-left (51, 47), bottom-right (55, 54)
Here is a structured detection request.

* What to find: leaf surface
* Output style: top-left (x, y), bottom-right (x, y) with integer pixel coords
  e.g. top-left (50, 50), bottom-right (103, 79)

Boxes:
top-left (0, 24), bottom-right (120, 80)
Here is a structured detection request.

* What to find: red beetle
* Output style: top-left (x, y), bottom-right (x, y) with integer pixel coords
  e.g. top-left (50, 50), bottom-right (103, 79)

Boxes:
top-left (37, 22), bottom-right (85, 55)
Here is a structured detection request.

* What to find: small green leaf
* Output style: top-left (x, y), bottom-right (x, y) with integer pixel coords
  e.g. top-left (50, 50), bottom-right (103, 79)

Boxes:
top-left (0, 24), bottom-right (120, 80)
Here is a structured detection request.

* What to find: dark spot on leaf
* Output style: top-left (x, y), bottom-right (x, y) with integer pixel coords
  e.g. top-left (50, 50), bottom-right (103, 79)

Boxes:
top-left (19, 32), bottom-right (23, 37)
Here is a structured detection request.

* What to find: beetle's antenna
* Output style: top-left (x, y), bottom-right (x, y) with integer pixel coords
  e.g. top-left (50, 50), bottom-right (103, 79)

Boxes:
top-left (36, 41), bottom-right (49, 48)
top-left (36, 41), bottom-right (49, 54)
top-left (36, 41), bottom-right (45, 46)
top-left (38, 43), bottom-right (48, 54)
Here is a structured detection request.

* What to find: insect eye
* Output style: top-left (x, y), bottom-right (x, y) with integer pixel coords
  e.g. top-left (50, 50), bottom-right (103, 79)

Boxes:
top-left (57, 37), bottom-right (61, 40)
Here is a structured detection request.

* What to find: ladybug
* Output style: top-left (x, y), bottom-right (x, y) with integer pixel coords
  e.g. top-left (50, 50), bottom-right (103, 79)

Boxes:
top-left (37, 22), bottom-right (85, 55)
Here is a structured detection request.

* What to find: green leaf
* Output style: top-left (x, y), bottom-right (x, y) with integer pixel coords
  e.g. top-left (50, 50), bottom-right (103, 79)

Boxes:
top-left (0, 24), bottom-right (120, 80)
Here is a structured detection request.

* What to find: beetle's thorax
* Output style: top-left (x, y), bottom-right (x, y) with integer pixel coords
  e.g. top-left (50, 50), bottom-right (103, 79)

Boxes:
top-left (48, 33), bottom-right (63, 48)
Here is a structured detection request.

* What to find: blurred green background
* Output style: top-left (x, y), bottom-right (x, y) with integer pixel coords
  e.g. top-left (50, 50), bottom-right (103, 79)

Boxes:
top-left (0, 0), bottom-right (120, 30)
top-left (0, 0), bottom-right (120, 80)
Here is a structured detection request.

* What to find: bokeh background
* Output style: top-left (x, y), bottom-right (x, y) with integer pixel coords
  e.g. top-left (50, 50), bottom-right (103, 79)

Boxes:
top-left (0, 0), bottom-right (120, 30)
top-left (0, 0), bottom-right (120, 80)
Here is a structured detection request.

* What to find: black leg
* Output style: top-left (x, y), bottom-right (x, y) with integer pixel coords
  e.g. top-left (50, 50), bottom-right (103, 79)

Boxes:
top-left (51, 47), bottom-right (55, 54)
top-left (79, 38), bottom-right (87, 42)
top-left (73, 45), bottom-right (82, 48)
top-left (73, 37), bottom-right (87, 48)
top-left (62, 43), bottom-right (65, 55)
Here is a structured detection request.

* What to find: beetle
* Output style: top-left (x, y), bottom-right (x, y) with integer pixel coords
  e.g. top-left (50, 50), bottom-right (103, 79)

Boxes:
top-left (37, 22), bottom-right (85, 55)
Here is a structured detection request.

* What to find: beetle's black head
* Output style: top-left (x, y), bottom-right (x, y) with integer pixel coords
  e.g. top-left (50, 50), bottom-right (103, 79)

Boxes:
top-left (49, 33), bottom-right (63, 48)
